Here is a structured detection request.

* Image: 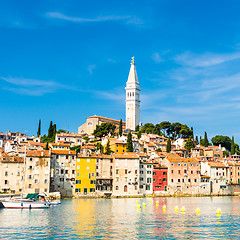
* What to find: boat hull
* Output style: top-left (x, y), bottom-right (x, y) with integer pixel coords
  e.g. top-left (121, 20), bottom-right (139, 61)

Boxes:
top-left (2, 201), bottom-right (50, 209)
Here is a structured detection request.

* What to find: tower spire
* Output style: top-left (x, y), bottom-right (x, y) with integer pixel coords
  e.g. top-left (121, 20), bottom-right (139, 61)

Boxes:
top-left (125, 57), bottom-right (140, 130)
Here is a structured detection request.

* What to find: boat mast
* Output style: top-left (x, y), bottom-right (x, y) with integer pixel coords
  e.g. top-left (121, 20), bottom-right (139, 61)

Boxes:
top-left (21, 145), bottom-right (26, 198)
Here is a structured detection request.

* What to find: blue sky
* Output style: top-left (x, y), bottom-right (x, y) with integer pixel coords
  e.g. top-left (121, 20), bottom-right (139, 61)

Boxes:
top-left (1, 0), bottom-right (240, 142)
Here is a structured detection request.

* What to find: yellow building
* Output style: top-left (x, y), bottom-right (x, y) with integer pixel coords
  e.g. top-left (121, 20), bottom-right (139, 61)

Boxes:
top-left (103, 138), bottom-right (127, 154)
top-left (75, 155), bottom-right (97, 195)
top-left (49, 142), bottom-right (70, 151)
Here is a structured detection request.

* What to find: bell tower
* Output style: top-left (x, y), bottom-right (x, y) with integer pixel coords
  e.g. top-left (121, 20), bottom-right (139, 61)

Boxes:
top-left (125, 57), bottom-right (140, 130)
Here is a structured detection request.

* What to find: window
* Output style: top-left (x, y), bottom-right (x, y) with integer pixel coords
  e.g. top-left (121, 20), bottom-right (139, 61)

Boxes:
top-left (4, 171), bottom-right (8, 176)
top-left (147, 165), bottom-right (151, 168)
top-left (125, 169), bottom-right (127, 174)
top-left (135, 170), bottom-right (137, 174)
top-left (66, 156), bottom-right (68, 160)
top-left (188, 179), bottom-right (191, 182)
top-left (178, 179), bottom-right (180, 183)
top-left (88, 122), bottom-right (92, 125)
top-left (147, 178), bottom-right (151, 183)
top-left (116, 186), bottom-right (119, 190)
top-left (77, 166), bottom-right (80, 170)
top-left (182, 179), bottom-right (184, 182)
top-left (65, 170), bottom-right (68, 174)
top-left (116, 169), bottom-right (119, 174)
top-left (44, 179), bottom-right (48, 184)
top-left (89, 173), bottom-right (91, 179)
top-left (29, 175), bottom-right (32, 179)
top-left (184, 169), bottom-right (187, 174)
top-left (153, 172), bottom-right (156, 175)
top-left (140, 185), bottom-right (143, 189)
top-left (140, 171), bottom-right (143, 174)
top-left (153, 178), bottom-right (155, 181)
top-left (194, 179), bottom-right (197, 182)
top-left (60, 178), bottom-right (64, 182)
top-left (92, 173), bottom-right (94, 177)
top-left (140, 165), bottom-right (143, 168)
top-left (90, 180), bottom-right (95, 184)
top-left (35, 179), bottom-right (38, 184)
top-left (171, 179), bottom-right (174, 183)
top-left (146, 185), bottom-right (150, 190)
top-left (30, 158), bottom-right (32, 161)
top-left (163, 178), bottom-right (167, 181)
top-left (171, 170), bottom-right (174, 174)
top-left (29, 184), bottom-right (32, 188)
top-left (75, 188), bottom-right (80, 192)
top-left (178, 170), bottom-right (181, 174)
top-left (163, 172), bottom-right (167, 175)
top-left (72, 170), bottom-right (75, 174)
top-left (87, 158), bottom-right (90, 163)
top-left (76, 180), bottom-right (81, 184)
top-left (191, 170), bottom-right (193, 174)
top-left (147, 171), bottom-right (151, 174)
top-left (140, 177), bottom-right (143, 181)
top-left (90, 188), bottom-right (95, 192)
top-left (4, 180), bottom-right (8, 185)
top-left (17, 172), bottom-right (20, 176)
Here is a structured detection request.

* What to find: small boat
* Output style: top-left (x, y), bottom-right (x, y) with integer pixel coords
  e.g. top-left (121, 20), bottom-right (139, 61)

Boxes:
top-left (1, 193), bottom-right (50, 209)
top-left (49, 200), bottom-right (61, 205)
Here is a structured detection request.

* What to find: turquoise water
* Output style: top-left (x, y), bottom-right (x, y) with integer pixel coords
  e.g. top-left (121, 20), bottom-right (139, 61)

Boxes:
top-left (0, 196), bottom-right (240, 239)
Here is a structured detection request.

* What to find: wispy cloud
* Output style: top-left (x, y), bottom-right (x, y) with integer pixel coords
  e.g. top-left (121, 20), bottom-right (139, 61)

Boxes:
top-left (152, 52), bottom-right (163, 63)
top-left (174, 51), bottom-right (240, 67)
top-left (87, 65), bottom-right (96, 75)
top-left (0, 76), bottom-right (72, 96)
top-left (45, 12), bottom-right (142, 26)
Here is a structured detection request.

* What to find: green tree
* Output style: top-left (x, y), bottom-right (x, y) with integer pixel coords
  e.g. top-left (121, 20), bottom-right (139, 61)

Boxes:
top-left (93, 123), bottom-right (116, 138)
top-left (95, 142), bottom-right (104, 153)
top-left (119, 119), bottom-right (123, 136)
top-left (83, 136), bottom-right (90, 142)
top-left (166, 137), bottom-right (171, 153)
top-left (53, 124), bottom-right (57, 136)
top-left (179, 124), bottom-right (191, 138)
top-left (127, 132), bottom-right (133, 152)
top-left (135, 125), bottom-right (140, 132)
top-left (231, 136), bottom-right (235, 155)
top-left (141, 123), bottom-right (155, 134)
top-left (160, 121), bottom-right (171, 136)
top-left (211, 135), bottom-right (231, 151)
top-left (37, 119), bottom-right (41, 137)
top-left (56, 129), bottom-right (67, 134)
top-left (234, 143), bottom-right (240, 155)
top-left (105, 140), bottom-right (112, 155)
top-left (48, 121), bottom-right (54, 138)
top-left (170, 122), bottom-right (182, 139)
top-left (45, 142), bottom-right (49, 150)
top-left (137, 131), bottom-right (142, 139)
top-left (195, 136), bottom-right (199, 145)
top-left (156, 148), bottom-right (162, 152)
top-left (184, 137), bottom-right (195, 151)
top-left (223, 151), bottom-right (229, 158)
top-left (70, 145), bottom-right (81, 154)
top-left (153, 124), bottom-right (162, 136)
top-left (202, 132), bottom-right (210, 147)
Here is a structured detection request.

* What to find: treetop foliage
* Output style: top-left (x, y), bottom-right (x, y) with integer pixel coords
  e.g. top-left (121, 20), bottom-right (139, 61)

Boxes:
top-left (93, 122), bottom-right (116, 138)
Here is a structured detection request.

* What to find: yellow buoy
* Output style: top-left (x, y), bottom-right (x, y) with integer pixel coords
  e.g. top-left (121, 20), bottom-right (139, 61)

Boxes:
top-left (181, 207), bottom-right (185, 213)
top-left (137, 204), bottom-right (141, 209)
top-left (156, 201), bottom-right (159, 204)
top-left (216, 208), bottom-right (221, 215)
top-left (163, 204), bottom-right (167, 210)
top-left (195, 208), bottom-right (200, 215)
top-left (142, 203), bottom-right (146, 207)
top-left (149, 199), bottom-right (152, 202)
top-left (174, 206), bottom-right (179, 212)
top-left (136, 200), bottom-right (139, 204)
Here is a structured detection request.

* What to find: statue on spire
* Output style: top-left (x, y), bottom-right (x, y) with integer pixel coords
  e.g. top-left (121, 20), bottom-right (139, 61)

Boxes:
top-left (131, 56), bottom-right (135, 64)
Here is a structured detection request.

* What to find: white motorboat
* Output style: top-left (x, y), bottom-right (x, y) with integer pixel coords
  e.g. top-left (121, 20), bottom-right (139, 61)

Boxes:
top-left (1, 193), bottom-right (50, 209)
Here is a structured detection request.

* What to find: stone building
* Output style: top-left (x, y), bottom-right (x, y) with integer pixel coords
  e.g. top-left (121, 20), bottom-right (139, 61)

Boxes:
top-left (78, 115), bottom-right (126, 135)
top-left (139, 160), bottom-right (153, 195)
top-left (24, 150), bottom-right (51, 194)
top-left (112, 153), bottom-right (140, 196)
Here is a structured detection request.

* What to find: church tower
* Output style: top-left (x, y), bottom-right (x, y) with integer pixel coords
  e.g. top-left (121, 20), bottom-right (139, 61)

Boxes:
top-left (125, 57), bottom-right (140, 130)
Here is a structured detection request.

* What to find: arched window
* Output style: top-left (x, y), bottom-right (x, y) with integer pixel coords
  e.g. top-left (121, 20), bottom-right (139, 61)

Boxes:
top-left (88, 122), bottom-right (92, 125)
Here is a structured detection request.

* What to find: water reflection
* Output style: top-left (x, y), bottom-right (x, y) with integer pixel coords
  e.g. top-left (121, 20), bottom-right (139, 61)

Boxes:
top-left (0, 197), bottom-right (240, 239)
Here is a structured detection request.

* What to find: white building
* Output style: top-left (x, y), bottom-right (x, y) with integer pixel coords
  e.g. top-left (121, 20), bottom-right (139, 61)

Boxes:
top-left (139, 161), bottom-right (153, 195)
top-left (125, 57), bottom-right (140, 131)
top-left (201, 161), bottom-right (230, 194)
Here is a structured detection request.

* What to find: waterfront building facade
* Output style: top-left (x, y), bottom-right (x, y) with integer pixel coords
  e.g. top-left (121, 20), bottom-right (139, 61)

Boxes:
top-left (139, 161), bottom-right (153, 195)
top-left (75, 155), bottom-right (96, 195)
top-left (153, 164), bottom-right (168, 192)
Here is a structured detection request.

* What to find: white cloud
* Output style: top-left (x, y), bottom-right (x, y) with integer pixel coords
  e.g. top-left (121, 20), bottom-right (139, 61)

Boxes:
top-left (152, 52), bottom-right (163, 64)
top-left (46, 12), bottom-right (142, 26)
top-left (174, 51), bottom-right (240, 67)
top-left (87, 65), bottom-right (96, 75)
top-left (0, 76), bottom-right (72, 96)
